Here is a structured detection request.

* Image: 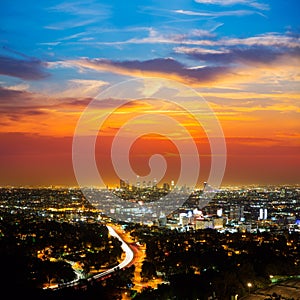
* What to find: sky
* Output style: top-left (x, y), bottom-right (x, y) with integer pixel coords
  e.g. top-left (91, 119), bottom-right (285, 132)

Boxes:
top-left (0, 0), bottom-right (299, 188)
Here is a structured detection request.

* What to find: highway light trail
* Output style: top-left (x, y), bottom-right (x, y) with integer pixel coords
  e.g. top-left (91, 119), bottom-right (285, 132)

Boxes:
top-left (44, 224), bottom-right (135, 289)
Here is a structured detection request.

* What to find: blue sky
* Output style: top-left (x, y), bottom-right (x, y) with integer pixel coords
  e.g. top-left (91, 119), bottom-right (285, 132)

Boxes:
top-left (1, 0), bottom-right (299, 63)
top-left (0, 0), bottom-right (297, 96)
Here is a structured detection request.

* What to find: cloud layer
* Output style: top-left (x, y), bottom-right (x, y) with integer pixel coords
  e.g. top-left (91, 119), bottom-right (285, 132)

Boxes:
top-left (0, 55), bottom-right (49, 80)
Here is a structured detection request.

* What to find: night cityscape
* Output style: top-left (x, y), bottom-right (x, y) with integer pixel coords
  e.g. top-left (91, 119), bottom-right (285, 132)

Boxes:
top-left (0, 184), bottom-right (299, 299)
top-left (0, 0), bottom-right (299, 300)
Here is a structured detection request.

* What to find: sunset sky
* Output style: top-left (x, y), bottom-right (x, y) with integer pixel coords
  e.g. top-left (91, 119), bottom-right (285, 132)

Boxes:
top-left (0, 0), bottom-right (299, 187)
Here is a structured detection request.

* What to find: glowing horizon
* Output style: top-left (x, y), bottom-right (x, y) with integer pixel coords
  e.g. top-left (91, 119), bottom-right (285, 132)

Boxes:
top-left (0, 0), bottom-right (299, 187)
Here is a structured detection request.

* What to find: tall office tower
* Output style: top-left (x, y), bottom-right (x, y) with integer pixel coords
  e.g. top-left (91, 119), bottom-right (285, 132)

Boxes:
top-left (120, 179), bottom-right (127, 189)
top-left (230, 205), bottom-right (244, 221)
top-left (163, 182), bottom-right (170, 191)
top-left (217, 208), bottom-right (223, 217)
top-left (264, 208), bottom-right (268, 220)
top-left (259, 207), bottom-right (268, 220)
top-left (259, 208), bottom-right (264, 220)
top-left (171, 180), bottom-right (175, 190)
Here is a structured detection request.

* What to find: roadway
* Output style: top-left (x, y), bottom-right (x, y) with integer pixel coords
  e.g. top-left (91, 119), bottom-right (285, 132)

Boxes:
top-left (92, 225), bottom-right (134, 279)
top-left (109, 224), bottom-right (164, 293)
top-left (44, 224), bottom-right (135, 290)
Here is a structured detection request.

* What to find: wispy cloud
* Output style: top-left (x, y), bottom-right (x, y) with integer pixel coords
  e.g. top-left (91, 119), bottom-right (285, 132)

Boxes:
top-left (46, 0), bottom-right (111, 30)
top-left (84, 30), bottom-right (299, 50)
top-left (51, 29), bottom-right (299, 88)
top-left (174, 44), bottom-right (300, 66)
top-left (0, 87), bottom-right (48, 125)
top-left (48, 0), bottom-right (110, 17)
top-left (174, 9), bottom-right (263, 18)
top-left (67, 57), bottom-right (231, 86)
top-left (220, 33), bottom-right (300, 48)
top-left (0, 85), bottom-right (92, 135)
top-left (194, 0), bottom-right (269, 10)
top-left (45, 18), bottom-right (98, 30)
top-left (58, 32), bottom-right (88, 41)
top-left (52, 79), bottom-right (109, 98)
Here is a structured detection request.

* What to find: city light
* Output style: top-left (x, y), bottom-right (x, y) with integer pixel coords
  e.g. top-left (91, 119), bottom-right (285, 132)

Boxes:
top-left (247, 282), bottom-right (252, 294)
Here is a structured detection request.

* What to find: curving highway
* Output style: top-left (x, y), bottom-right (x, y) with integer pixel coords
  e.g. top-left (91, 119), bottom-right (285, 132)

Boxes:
top-left (44, 224), bottom-right (135, 290)
top-left (91, 225), bottom-right (134, 280)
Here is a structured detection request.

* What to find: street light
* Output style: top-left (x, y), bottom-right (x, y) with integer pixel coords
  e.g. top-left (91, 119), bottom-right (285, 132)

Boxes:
top-left (247, 282), bottom-right (252, 294)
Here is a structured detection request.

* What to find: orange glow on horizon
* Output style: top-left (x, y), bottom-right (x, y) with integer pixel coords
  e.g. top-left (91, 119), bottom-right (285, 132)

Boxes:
top-left (0, 87), bottom-right (298, 187)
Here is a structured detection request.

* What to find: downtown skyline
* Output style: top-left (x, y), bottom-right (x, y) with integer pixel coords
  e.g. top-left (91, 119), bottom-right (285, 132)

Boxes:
top-left (0, 0), bottom-right (299, 187)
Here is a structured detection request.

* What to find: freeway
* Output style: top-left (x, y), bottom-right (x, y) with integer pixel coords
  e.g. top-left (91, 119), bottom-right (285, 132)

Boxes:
top-left (91, 225), bottom-right (134, 279)
top-left (44, 224), bottom-right (135, 290)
